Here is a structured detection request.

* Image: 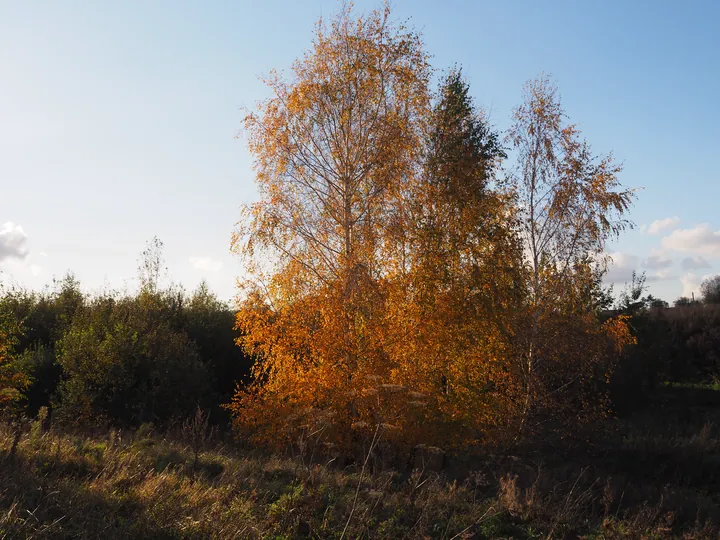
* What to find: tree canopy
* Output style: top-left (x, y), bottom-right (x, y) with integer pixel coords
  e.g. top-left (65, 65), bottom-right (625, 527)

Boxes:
top-left (228, 5), bottom-right (636, 451)
top-left (700, 275), bottom-right (720, 304)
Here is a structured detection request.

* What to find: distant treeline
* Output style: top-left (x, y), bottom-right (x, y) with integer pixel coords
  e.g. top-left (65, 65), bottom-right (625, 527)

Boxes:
top-left (609, 272), bottom-right (720, 409)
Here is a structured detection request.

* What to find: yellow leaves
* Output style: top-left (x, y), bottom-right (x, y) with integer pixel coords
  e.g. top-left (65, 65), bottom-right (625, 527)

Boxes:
top-left (0, 311), bottom-right (29, 407)
top-left (508, 75), bottom-right (635, 342)
top-left (228, 8), bottom-right (637, 453)
top-left (229, 1), bottom-right (439, 450)
top-left (602, 314), bottom-right (637, 352)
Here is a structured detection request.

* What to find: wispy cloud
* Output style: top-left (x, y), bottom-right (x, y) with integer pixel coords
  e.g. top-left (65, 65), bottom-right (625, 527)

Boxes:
top-left (661, 224), bottom-right (720, 256)
top-left (642, 255), bottom-right (673, 270)
top-left (647, 269), bottom-right (675, 281)
top-left (646, 216), bottom-right (680, 235)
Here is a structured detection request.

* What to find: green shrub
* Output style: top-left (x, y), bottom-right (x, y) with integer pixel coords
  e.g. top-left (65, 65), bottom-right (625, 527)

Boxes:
top-left (55, 292), bottom-right (211, 428)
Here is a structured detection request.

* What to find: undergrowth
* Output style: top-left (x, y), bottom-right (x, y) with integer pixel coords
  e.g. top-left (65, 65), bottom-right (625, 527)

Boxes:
top-left (2, 398), bottom-right (720, 539)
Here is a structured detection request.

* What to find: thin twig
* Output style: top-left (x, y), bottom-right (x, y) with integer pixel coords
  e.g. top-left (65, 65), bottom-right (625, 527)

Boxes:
top-left (448, 505), bottom-right (498, 540)
top-left (340, 423), bottom-right (382, 540)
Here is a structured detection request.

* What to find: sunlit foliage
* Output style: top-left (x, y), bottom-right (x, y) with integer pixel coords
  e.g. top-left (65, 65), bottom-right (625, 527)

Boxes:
top-left (229, 3), bottom-right (434, 449)
top-left (0, 291), bottom-right (29, 407)
top-left (505, 76), bottom-right (636, 434)
top-left (381, 70), bottom-right (526, 445)
top-left (229, 6), bottom-right (636, 450)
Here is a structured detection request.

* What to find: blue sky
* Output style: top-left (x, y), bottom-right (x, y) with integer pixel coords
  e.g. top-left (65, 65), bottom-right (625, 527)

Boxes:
top-left (1, 0), bottom-right (718, 303)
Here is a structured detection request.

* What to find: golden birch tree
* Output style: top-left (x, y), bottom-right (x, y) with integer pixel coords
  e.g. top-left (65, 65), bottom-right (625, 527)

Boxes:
top-left (506, 76), bottom-right (635, 436)
top-left (229, 4), bottom-right (431, 448)
top-left (229, 15), bottom-right (637, 449)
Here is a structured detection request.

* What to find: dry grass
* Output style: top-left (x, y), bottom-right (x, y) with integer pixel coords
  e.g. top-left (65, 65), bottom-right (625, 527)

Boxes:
top-left (0, 424), bottom-right (496, 539)
top-left (2, 405), bottom-right (720, 539)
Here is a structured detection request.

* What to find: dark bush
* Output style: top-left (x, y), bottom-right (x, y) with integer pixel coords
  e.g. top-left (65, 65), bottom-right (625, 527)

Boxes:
top-left (612, 304), bottom-right (720, 412)
top-left (54, 290), bottom-right (212, 427)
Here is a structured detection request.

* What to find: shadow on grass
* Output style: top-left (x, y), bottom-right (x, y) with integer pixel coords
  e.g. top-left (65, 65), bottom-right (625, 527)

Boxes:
top-left (0, 450), bottom-right (191, 539)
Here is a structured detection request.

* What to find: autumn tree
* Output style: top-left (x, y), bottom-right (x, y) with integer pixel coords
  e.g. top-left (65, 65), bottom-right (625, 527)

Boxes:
top-left (382, 70), bottom-right (525, 444)
top-left (229, 3), bottom-right (432, 448)
top-left (0, 291), bottom-right (29, 408)
top-left (506, 76), bottom-right (635, 435)
top-left (229, 12), bottom-right (638, 450)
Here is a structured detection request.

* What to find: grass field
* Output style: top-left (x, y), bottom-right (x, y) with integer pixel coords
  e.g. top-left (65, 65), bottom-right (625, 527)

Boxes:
top-left (3, 386), bottom-right (720, 539)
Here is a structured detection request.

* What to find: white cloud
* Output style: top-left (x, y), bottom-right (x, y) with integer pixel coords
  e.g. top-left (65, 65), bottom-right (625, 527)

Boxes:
top-left (646, 216), bottom-right (680, 235)
top-left (647, 269), bottom-right (675, 281)
top-left (678, 272), bottom-right (714, 298)
top-left (680, 273), bottom-right (701, 298)
top-left (605, 252), bottom-right (639, 283)
top-left (29, 264), bottom-right (42, 276)
top-left (681, 256), bottom-right (711, 271)
top-left (0, 222), bottom-right (28, 261)
top-left (661, 224), bottom-right (720, 256)
top-left (189, 256), bottom-right (223, 272)
top-left (642, 255), bottom-right (673, 270)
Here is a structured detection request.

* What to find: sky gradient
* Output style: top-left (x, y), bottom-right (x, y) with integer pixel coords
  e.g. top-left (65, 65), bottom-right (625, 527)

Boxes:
top-left (1, 0), bottom-right (718, 303)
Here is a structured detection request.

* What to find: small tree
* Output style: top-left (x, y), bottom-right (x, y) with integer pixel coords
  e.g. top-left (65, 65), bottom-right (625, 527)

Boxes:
top-left (0, 293), bottom-right (29, 409)
top-left (674, 296), bottom-right (700, 308)
top-left (138, 237), bottom-right (167, 293)
top-left (647, 296), bottom-right (669, 309)
top-left (617, 271), bottom-right (647, 314)
top-left (505, 75), bottom-right (636, 435)
top-left (182, 405), bottom-right (214, 475)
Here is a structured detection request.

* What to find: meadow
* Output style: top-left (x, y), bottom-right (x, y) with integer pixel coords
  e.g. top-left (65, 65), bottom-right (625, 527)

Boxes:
top-left (3, 383), bottom-right (720, 539)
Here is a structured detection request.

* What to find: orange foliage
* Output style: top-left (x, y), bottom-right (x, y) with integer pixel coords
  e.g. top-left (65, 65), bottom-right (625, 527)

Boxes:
top-left (505, 76), bottom-right (636, 437)
top-left (228, 8), bottom-right (636, 452)
top-left (0, 306), bottom-right (29, 407)
top-left (228, 3), bottom-right (434, 452)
